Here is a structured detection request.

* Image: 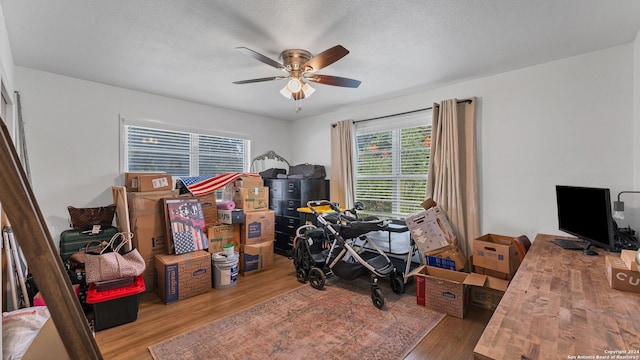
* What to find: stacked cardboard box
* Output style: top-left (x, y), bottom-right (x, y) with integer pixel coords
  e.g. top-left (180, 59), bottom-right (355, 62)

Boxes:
top-left (125, 172), bottom-right (173, 192)
top-left (472, 234), bottom-right (522, 280)
top-left (127, 189), bottom-right (178, 292)
top-left (605, 250), bottom-right (640, 293)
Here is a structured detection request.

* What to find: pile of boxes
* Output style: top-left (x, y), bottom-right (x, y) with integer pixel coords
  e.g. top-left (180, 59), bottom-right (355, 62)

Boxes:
top-left (220, 176), bottom-right (275, 275)
top-left (406, 198), bottom-right (520, 318)
top-left (125, 172), bottom-right (212, 305)
top-left (606, 249), bottom-right (640, 293)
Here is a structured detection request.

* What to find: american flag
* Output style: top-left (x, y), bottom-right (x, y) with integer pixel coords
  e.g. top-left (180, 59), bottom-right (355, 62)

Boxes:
top-left (177, 172), bottom-right (260, 196)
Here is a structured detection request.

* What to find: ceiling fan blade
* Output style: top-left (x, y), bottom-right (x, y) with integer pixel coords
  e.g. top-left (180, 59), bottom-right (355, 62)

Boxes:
top-left (232, 76), bottom-right (286, 84)
top-left (302, 45), bottom-right (349, 72)
top-left (306, 74), bottom-right (361, 88)
top-left (235, 47), bottom-right (284, 70)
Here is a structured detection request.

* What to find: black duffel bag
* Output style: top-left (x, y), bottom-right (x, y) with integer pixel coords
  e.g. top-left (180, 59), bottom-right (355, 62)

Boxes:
top-left (259, 168), bottom-right (287, 179)
top-left (288, 163), bottom-right (326, 179)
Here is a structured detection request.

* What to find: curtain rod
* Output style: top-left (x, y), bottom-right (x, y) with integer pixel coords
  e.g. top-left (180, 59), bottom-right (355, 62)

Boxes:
top-left (352, 98), bottom-right (473, 125)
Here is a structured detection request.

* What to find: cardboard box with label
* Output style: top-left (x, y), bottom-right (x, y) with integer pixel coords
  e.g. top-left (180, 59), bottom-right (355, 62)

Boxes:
top-left (425, 245), bottom-right (467, 271)
top-left (128, 189), bottom-right (178, 290)
top-left (240, 240), bottom-right (274, 275)
top-left (234, 176), bottom-right (264, 188)
top-left (407, 265), bottom-right (471, 318)
top-left (125, 172), bottom-right (173, 192)
top-left (154, 250), bottom-right (212, 304)
top-left (405, 199), bottom-right (457, 255)
top-left (466, 273), bottom-right (510, 311)
top-left (207, 223), bottom-right (240, 254)
top-left (218, 209), bottom-right (245, 224)
top-left (605, 255), bottom-right (640, 293)
top-left (196, 193), bottom-right (218, 225)
top-left (233, 186), bottom-right (269, 212)
top-left (240, 210), bottom-right (275, 245)
top-left (472, 234), bottom-right (521, 276)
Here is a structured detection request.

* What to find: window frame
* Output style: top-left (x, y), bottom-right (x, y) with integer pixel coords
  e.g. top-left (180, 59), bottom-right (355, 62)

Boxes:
top-left (120, 116), bottom-right (251, 177)
top-left (353, 111), bottom-right (432, 219)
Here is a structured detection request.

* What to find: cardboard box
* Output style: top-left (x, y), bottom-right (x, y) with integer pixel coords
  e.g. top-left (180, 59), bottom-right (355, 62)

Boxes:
top-left (465, 273), bottom-right (510, 311)
top-left (233, 186), bottom-right (269, 212)
top-left (472, 257), bottom-right (514, 280)
top-left (605, 255), bottom-right (640, 293)
top-left (407, 265), bottom-right (471, 318)
top-left (425, 245), bottom-right (467, 271)
top-left (196, 193), bottom-right (218, 225)
top-left (154, 250), bottom-right (212, 304)
top-left (234, 176), bottom-right (264, 188)
top-left (22, 318), bottom-right (70, 360)
top-left (240, 210), bottom-right (275, 245)
top-left (240, 240), bottom-right (274, 275)
top-left (125, 172), bottom-right (172, 192)
top-left (620, 249), bottom-right (639, 272)
top-left (405, 199), bottom-right (456, 254)
top-left (128, 189), bottom-right (178, 290)
top-left (207, 223), bottom-right (240, 254)
top-left (218, 209), bottom-right (245, 224)
top-left (472, 234), bottom-right (521, 275)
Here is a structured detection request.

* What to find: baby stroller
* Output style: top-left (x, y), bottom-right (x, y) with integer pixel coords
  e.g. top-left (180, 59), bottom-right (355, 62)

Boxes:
top-left (292, 200), bottom-right (405, 309)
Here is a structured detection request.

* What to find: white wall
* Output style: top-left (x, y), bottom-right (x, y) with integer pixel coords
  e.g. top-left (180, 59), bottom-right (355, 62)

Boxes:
top-left (0, 3), bottom-right (15, 132)
top-left (634, 30), bottom-right (640, 200)
top-left (291, 44), bottom-right (637, 252)
top-left (14, 67), bottom-right (291, 237)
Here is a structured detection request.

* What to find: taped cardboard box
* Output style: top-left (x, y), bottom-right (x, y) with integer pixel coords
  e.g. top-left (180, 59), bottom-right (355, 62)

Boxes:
top-left (605, 255), bottom-right (640, 293)
top-left (233, 187), bottom-right (269, 212)
top-left (125, 172), bottom-right (173, 192)
top-left (407, 265), bottom-right (471, 319)
top-left (207, 223), bottom-right (240, 254)
top-left (240, 240), bottom-right (274, 275)
top-left (405, 198), bottom-right (457, 255)
top-left (240, 210), bottom-right (275, 245)
top-left (472, 234), bottom-right (521, 276)
top-left (154, 250), bottom-right (212, 304)
top-left (234, 176), bottom-right (264, 188)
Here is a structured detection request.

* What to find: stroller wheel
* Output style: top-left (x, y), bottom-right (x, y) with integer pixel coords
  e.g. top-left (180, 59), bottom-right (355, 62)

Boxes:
top-left (390, 273), bottom-right (405, 294)
top-left (371, 287), bottom-right (385, 309)
top-left (296, 268), bottom-right (307, 283)
top-left (308, 267), bottom-right (326, 290)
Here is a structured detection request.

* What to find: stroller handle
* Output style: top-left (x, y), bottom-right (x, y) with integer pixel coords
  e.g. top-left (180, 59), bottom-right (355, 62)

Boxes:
top-left (306, 200), bottom-right (341, 216)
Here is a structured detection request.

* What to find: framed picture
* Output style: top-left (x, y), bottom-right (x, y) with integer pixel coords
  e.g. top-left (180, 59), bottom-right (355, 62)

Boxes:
top-left (163, 198), bottom-right (209, 254)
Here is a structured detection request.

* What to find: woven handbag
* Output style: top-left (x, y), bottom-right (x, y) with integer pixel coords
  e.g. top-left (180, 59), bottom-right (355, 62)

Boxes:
top-left (84, 232), bottom-right (145, 284)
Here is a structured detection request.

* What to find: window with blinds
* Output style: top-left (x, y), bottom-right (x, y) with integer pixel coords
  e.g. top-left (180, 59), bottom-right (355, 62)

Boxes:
top-left (124, 125), bottom-right (249, 177)
top-left (354, 113), bottom-right (431, 218)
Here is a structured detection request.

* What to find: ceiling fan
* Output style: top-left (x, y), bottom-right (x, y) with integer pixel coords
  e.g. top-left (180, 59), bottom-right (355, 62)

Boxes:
top-left (232, 45), bottom-right (361, 111)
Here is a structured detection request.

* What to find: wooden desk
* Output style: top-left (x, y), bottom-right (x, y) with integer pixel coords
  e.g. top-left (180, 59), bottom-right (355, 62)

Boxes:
top-left (474, 234), bottom-right (640, 360)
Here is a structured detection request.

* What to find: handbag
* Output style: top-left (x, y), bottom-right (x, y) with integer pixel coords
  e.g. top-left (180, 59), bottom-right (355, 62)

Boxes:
top-left (84, 232), bottom-right (146, 284)
top-left (67, 204), bottom-right (116, 230)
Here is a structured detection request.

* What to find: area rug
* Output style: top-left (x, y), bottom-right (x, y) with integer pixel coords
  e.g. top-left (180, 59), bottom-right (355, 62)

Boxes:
top-left (148, 278), bottom-right (445, 360)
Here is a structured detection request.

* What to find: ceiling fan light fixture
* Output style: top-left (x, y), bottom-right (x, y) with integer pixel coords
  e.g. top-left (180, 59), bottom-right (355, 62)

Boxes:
top-left (286, 78), bottom-right (302, 93)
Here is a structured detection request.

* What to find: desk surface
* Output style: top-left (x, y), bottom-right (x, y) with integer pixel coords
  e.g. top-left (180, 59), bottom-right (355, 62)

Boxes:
top-left (473, 234), bottom-right (640, 360)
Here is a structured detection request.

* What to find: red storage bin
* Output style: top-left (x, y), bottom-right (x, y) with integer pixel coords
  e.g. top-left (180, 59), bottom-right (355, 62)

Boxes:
top-left (86, 275), bottom-right (145, 331)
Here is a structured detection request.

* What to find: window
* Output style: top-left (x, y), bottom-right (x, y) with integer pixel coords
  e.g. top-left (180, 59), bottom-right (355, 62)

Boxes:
top-left (124, 125), bottom-right (250, 177)
top-left (354, 112), bottom-right (431, 218)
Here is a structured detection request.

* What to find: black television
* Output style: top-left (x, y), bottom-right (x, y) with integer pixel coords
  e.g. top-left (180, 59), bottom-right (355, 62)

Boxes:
top-left (555, 185), bottom-right (616, 255)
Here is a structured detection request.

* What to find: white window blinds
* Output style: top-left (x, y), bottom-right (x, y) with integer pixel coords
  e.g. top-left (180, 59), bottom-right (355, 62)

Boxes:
top-left (354, 112), bottom-right (431, 218)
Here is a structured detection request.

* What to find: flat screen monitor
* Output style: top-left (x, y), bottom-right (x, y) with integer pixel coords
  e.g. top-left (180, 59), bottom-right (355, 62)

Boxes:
top-left (555, 185), bottom-right (615, 255)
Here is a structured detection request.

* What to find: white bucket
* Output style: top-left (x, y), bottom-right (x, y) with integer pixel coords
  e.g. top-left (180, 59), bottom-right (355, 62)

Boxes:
top-left (223, 243), bottom-right (234, 256)
top-left (212, 251), bottom-right (239, 290)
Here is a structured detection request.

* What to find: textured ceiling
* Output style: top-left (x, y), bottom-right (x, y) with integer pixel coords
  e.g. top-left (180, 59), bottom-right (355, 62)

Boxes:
top-left (2, 0), bottom-right (640, 121)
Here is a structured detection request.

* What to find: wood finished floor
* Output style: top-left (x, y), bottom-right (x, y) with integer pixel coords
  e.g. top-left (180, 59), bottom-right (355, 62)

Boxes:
top-left (95, 254), bottom-right (492, 359)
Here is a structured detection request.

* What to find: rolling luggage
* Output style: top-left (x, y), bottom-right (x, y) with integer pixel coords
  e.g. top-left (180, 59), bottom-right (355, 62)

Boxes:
top-left (59, 226), bottom-right (119, 262)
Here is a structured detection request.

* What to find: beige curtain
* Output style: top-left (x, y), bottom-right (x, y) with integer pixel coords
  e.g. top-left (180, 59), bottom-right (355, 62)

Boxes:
top-left (427, 97), bottom-right (479, 257)
top-left (330, 120), bottom-right (355, 209)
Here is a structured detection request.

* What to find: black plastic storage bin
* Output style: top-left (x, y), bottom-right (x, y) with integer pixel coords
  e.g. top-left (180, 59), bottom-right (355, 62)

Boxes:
top-left (86, 275), bottom-right (145, 331)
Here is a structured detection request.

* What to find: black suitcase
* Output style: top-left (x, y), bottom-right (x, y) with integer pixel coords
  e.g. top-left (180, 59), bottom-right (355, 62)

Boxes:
top-left (59, 226), bottom-right (119, 262)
